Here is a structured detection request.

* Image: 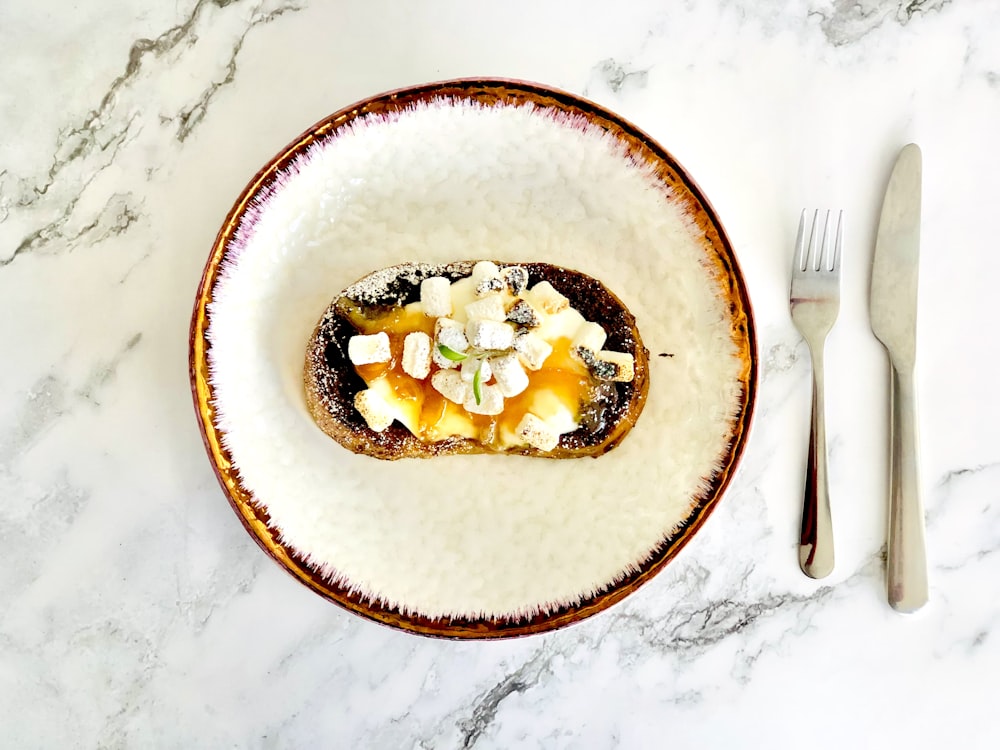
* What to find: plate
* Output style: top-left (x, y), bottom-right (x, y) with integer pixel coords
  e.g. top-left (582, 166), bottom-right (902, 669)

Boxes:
top-left (190, 79), bottom-right (756, 638)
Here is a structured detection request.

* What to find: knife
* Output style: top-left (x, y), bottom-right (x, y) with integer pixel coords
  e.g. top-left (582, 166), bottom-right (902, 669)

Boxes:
top-left (870, 143), bottom-right (928, 613)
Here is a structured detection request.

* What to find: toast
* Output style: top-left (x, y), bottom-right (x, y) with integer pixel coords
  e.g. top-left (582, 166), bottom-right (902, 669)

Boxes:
top-left (304, 261), bottom-right (649, 460)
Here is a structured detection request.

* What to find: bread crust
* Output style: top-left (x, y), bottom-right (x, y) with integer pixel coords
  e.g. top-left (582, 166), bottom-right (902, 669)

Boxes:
top-left (304, 261), bottom-right (649, 459)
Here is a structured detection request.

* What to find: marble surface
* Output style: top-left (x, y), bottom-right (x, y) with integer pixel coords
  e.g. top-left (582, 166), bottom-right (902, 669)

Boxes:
top-left (2, 0), bottom-right (998, 746)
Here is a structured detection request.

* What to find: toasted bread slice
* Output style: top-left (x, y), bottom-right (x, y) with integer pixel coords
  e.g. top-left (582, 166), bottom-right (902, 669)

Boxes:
top-left (304, 261), bottom-right (649, 459)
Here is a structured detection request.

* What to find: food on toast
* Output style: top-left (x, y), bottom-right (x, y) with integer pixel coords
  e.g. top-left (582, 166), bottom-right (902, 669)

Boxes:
top-left (304, 261), bottom-right (649, 459)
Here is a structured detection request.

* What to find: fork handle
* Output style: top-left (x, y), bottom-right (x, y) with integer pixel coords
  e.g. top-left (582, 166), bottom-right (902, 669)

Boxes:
top-left (799, 346), bottom-right (835, 579)
top-left (886, 364), bottom-right (928, 612)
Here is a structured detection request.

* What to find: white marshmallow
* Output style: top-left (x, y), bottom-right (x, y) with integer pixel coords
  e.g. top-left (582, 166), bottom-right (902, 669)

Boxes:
top-left (434, 349), bottom-right (464, 369)
top-left (401, 332), bottom-right (432, 379)
top-left (515, 412), bottom-right (559, 451)
top-left (464, 295), bottom-right (507, 322)
top-left (432, 347), bottom-right (460, 370)
top-left (466, 318), bottom-right (514, 351)
top-left (435, 321), bottom-right (469, 353)
top-left (471, 261), bottom-right (501, 284)
top-left (431, 370), bottom-right (470, 404)
top-left (572, 321), bottom-right (607, 353)
top-left (420, 276), bottom-right (453, 318)
top-left (525, 281), bottom-right (569, 314)
top-left (435, 316), bottom-right (465, 340)
top-left (512, 331), bottom-right (553, 370)
top-left (353, 388), bottom-right (395, 432)
top-left (434, 318), bottom-right (469, 354)
top-left (347, 332), bottom-right (391, 366)
top-left (464, 383), bottom-right (504, 416)
top-left (461, 356), bottom-right (492, 383)
top-left (489, 352), bottom-right (529, 397)
top-left (432, 319), bottom-right (468, 369)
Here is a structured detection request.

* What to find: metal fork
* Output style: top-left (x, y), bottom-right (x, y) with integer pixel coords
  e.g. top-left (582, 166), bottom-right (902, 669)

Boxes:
top-left (790, 209), bottom-right (843, 579)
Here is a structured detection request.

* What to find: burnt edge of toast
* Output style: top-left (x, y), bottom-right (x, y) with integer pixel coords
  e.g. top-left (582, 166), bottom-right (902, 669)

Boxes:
top-left (304, 261), bottom-right (650, 459)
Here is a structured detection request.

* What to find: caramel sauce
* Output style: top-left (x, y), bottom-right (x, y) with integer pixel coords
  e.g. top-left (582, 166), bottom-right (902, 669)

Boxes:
top-left (380, 368), bottom-right (425, 405)
top-left (350, 307), bottom-right (592, 448)
top-left (543, 336), bottom-right (586, 373)
top-left (496, 367), bottom-right (591, 442)
top-left (419, 389), bottom-right (449, 431)
top-left (352, 306), bottom-right (434, 382)
top-left (348, 305), bottom-right (435, 338)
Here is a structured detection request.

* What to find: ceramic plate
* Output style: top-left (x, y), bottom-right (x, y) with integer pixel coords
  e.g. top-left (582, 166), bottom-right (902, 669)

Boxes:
top-left (190, 79), bottom-right (756, 639)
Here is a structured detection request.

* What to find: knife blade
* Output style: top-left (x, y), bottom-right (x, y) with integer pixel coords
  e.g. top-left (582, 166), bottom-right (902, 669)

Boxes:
top-left (870, 143), bottom-right (928, 613)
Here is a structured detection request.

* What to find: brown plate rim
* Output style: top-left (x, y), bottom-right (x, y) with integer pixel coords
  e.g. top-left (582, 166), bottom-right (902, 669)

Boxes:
top-left (189, 77), bottom-right (758, 640)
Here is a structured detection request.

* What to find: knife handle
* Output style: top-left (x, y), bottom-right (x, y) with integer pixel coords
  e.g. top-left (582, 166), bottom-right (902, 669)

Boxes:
top-left (887, 364), bottom-right (928, 612)
top-left (799, 347), bottom-right (835, 579)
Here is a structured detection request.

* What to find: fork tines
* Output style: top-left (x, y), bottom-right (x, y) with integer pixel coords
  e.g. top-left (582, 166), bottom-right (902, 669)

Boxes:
top-left (795, 209), bottom-right (844, 273)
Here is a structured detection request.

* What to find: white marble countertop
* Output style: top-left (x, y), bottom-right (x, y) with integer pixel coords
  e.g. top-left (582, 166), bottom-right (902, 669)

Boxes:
top-left (3, 0), bottom-right (998, 747)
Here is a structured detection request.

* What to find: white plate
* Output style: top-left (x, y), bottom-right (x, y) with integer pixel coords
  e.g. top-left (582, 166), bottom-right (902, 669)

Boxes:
top-left (190, 79), bottom-right (756, 639)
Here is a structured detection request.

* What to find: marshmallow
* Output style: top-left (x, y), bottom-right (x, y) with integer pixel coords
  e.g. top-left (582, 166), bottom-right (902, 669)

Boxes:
top-left (461, 356), bottom-right (492, 384)
top-left (432, 319), bottom-right (469, 369)
top-left (489, 352), bottom-right (529, 397)
top-left (597, 351), bottom-right (635, 382)
top-left (502, 265), bottom-right (529, 295)
top-left (574, 346), bottom-right (635, 382)
top-left (512, 331), bottom-right (553, 370)
top-left (475, 277), bottom-right (505, 297)
top-left (572, 322), bottom-right (607, 353)
top-left (464, 295), bottom-right (507, 323)
top-left (420, 276), bottom-right (452, 318)
top-left (431, 370), bottom-right (470, 404)
top-left (571, 345), bottom-right (602, 373)
top-left (432, 347), bottom-right (460, 370)
top-left (435, 316), bottom-right (464, 339)
top-left (515, 412), bottom-right (559, 451)
top-left (466, 318), bottom-right (515, 351)
top-left (506, 299), bottom-right (541, 328)
top-left (525, 281), bottom-right (569, 314)
top-left (435, 318), bottom-right (469, 353)
top-left (347, 332), bottom-right (391, 366)
top-left (354, 389), bottom-right (394, 432)
top-left (471, 261), bottom-right (501, 284)
top-left (401, 331), bottom-right (432, 379)
top-left (464, 383), bottom-right (504, 416)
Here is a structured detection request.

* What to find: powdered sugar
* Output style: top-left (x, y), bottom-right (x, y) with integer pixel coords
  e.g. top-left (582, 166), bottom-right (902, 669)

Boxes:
top-left (206, 98), bottom-right (747, 620)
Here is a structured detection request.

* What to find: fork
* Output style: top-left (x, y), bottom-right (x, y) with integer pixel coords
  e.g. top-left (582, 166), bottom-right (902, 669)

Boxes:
top-left (790, 209), bottom-right (843, 579)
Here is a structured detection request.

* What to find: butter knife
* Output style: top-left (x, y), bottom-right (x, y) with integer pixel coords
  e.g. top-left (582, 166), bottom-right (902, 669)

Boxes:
top-left (870, 143), bottom-right (928, 613)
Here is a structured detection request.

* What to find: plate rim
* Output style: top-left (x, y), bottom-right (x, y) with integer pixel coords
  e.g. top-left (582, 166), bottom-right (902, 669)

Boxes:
top-left (189, 77), bottom-right (759, 639)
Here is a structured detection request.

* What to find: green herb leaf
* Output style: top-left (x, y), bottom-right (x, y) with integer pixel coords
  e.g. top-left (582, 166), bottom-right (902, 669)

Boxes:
top-left (472, 364), bottom-right (483, 405)
top-left (438, 344), bottom-right (467, 362)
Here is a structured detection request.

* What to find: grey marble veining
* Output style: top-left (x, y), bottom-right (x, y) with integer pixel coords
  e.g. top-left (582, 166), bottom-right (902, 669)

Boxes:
top-left (2, 0), bottom-right (1000, 747)
top-left (814, 0), bottom-right (954, 47)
